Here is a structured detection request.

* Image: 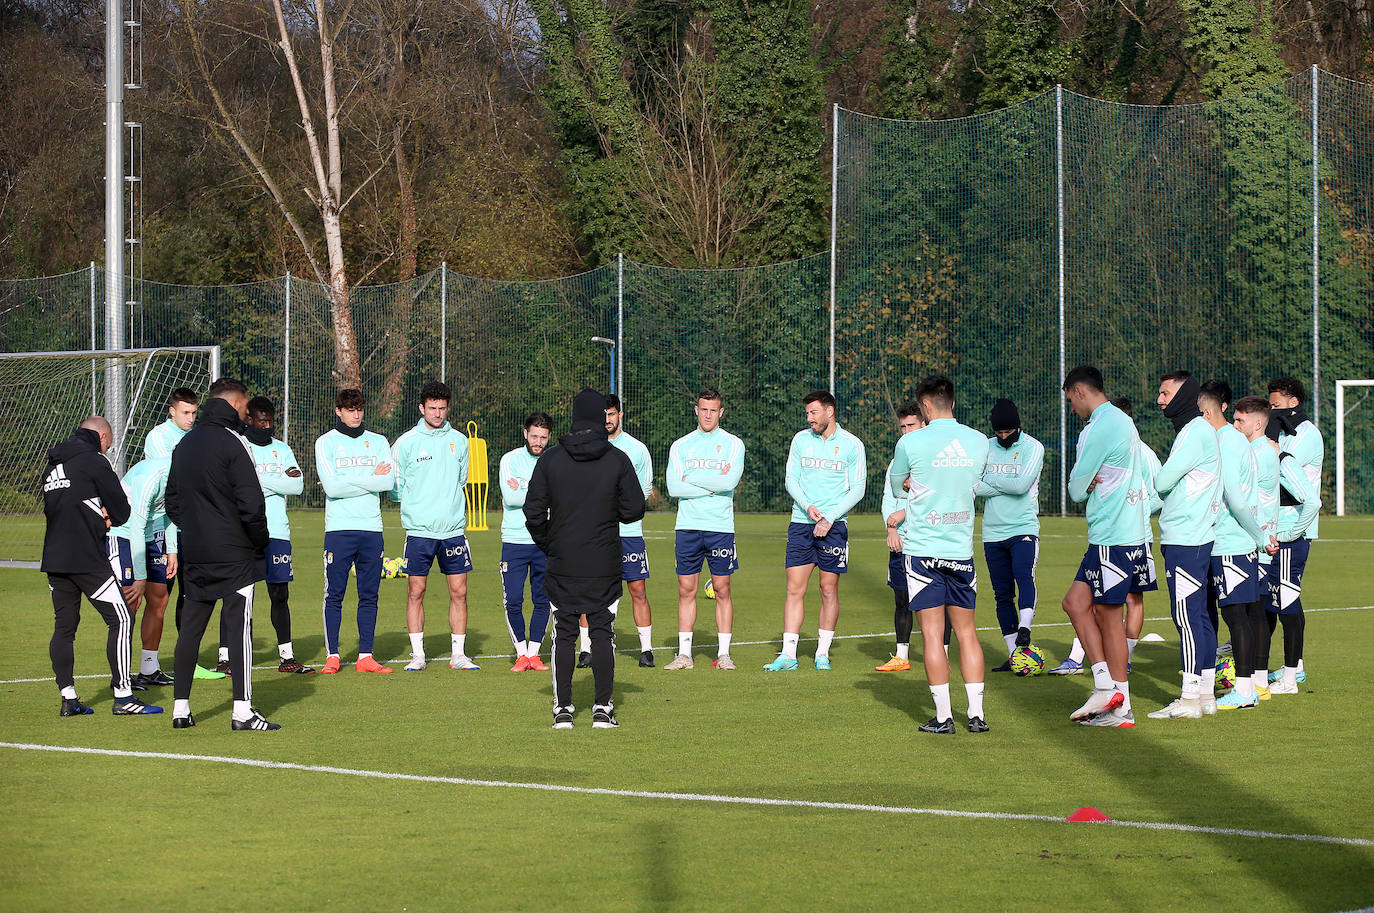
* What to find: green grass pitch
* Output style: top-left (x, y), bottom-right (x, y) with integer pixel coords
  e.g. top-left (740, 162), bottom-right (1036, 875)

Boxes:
top-left (2, 512), bottom-right (1372, 912)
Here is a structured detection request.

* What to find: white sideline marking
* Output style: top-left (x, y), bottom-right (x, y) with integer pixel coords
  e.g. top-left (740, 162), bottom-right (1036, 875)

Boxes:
top-left (8, 605), bottom-right (1373, 686)
top-left (2, 741), bottom-right (1371, 848)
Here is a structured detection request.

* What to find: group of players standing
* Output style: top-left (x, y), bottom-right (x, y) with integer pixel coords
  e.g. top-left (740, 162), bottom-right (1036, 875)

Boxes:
top-left (41, 362), bottom-right (1322, 733)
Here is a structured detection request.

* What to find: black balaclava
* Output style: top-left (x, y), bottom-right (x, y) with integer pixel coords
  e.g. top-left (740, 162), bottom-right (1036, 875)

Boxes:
top-left (334, 418), bottom-right (365, 439)
top-left (571, 388), bottom-right (608, 436)
top-left (1271, 404), bottom-right (1309, 435)
top-left (1265, 414), bottom-right (1284, 443)
top-left (244, 424), bottom-right (273, 446)
top-left (1162, 375), bottom-right (1202, 432)
top-left (990, 398), bottom-right (1020, 447)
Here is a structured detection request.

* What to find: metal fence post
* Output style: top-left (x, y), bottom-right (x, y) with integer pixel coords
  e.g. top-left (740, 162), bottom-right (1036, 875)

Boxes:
top-left (89, 261), bottom-right (97, 412)
top-left (1311, 64), bottom-right (1320, 427)
top-left (283, 271), bottom-right (291, 443)
top-left (440, 261), bottom-right (447, 384)
top-left (1056, 84), bottom-right (1067, 516)
top-left (828, 102), bottom-right (839, 397)
top-left (616, 253), bottom-right (624, 397)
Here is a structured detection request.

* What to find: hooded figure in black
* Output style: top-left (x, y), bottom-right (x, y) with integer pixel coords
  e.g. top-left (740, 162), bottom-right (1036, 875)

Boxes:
top-left (41, 417), bottom-right (154, 715)
top-left (524, 387), bottom-right (646, 728)
top-left (165, 379), bottom-right (276, 731)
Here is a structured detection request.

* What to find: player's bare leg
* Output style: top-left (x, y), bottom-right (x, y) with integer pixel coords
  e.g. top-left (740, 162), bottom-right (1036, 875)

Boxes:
top-left (665, 573), bottom-right (699, 669)
top-left (917, 606), bottom-right (951, 685)
top-left (710, 574), bottom-right (735, 669)
top-left (403, 575), bottom-right (429, 669)
top-left (1093, 604), bottom-right (1129, 681)
top-left (627, 578), bottom-right (650, 627)
top-left (1062, 580), bottom-right (1104, 665)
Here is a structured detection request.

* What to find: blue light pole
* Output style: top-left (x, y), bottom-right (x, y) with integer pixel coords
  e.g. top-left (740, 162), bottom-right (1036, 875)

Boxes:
top-left (591, 336), bottom-right (616, 394)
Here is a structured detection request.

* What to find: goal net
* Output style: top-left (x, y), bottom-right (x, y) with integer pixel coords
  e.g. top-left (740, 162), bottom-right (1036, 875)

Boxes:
top-left (1337, 380), bottom-right (1374, 516)
top-left (0, 346), bottom-right (219, 567)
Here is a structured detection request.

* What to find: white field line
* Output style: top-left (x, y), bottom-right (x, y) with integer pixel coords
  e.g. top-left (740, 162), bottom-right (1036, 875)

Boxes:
top-left (0, 741), bottom-right (1370, 849)
top-left (8, 604), bottom-right (1372, 686)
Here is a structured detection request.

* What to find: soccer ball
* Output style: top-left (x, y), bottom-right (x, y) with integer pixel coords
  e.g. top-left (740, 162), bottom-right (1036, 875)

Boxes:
top-left (704, 578), bottom-right (716, 600)
top-left (381, 556), bottom-right (408, 579)
top-left (1010, 644), bottom-right (1045, 676)
top-left (1216, 656), bottom-right (1236, 691)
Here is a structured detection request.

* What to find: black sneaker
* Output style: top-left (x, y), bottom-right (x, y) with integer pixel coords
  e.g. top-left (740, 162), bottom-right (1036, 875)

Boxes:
top-left (552, 705), bottom-right (574, 730)
top-left (172, 714), bottom-right (196, 729)
top-left (59, 697), bottom-right (94, 717)
top-left (638, 650), bottom-right (655, 668)
top-left (576, 651), bottom-right (592, 669)
top-left (215, 659), bottom-right (232, 675)
top-left (125, 676), bottom-right (149, 692)
top-left (918, 717), bottom-right (955, 734)
top-left (230, 709), bottom-right (280, 731)
top-left (967, 716), bottom-right (990, 733)
top-left (592, 704), bottom-right (619, 729)
top-left (113, 697), bottom-right (164, 715)
top-left (278, 658), bottom-right (315, 674)
top-left (991, 659), bottom-right (1013, 673)
top-left (1016, 626), bottom-right (1032, 648)
top-left (135, 669), bottom-right (174, 687)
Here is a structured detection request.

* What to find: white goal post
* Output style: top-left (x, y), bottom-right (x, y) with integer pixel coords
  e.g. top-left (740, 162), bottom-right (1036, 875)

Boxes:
top-left (1336, 379), bottom-right (1374, 517)
top-left (0, 346), bottom-right (220, 568)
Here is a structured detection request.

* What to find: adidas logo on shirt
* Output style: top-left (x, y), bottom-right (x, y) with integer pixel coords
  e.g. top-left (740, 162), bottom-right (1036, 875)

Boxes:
top-left (931, 440), bottom-right (974, 468)
top-left (43, 464), bottom-right (71, 491)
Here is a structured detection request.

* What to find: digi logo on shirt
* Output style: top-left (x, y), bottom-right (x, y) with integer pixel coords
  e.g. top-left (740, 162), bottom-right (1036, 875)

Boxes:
top-left (335, 456), bottom-right (378, 469)
top-left (799, 457), bottom-right (846, 472)
top-left (256, 462), bottom-right (285, 474)
top-left (685, 459), bottom-right (727, 472)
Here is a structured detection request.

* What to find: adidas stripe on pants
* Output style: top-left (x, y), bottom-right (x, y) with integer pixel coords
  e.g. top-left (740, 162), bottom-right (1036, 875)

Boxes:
top-left (48, 570), bottom-right (134, 696)
top-left (174, 584), bottom-right (255, 703)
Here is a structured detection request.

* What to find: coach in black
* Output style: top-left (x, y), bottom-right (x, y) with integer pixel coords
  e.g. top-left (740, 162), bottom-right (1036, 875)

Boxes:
top-left (42, 416), bottom-right (163, 716)
top-left (525, 388), bottom-right (645, 730)
top-left (165, 378), bottom-right (276, 731)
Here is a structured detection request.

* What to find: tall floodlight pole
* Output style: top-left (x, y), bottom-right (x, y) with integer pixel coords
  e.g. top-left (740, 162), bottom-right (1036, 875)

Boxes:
top-left (104, 0), bottom-right (127, 468)
top-left (1311, 64), bottom-right (1320, 427)
top-left (1056, 85), bottom-right (1066, 516)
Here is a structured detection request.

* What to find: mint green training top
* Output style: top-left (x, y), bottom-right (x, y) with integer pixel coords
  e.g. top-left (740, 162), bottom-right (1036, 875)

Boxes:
top-left (1251, 437), bottom-right (1281, 565)
top-left (1279, 420), bottom-right (1323, 539)
top-left (498, 446), bottom-right (539, 545)
top-left (1276, 448), bottom-right (1321, 543)
top-left (610, 431), bottom-right (653, 538)
top-left (314, 428), bottom-right (394, 533)
top-left (666, 427), bottom-right (745, 533)
top-left (1155, 416), bottom-right (1222, 547)
top-left (109, 458), bottom-right (178, 580)
top-left (249, 437), bottom-right (303, 540)
top-left (1213, 424), bottom-right (1266, 557)
top-left (143, 420), bottom-right (187, 460)
top-left (389, 419), bottom-right (468, 539)
top-left (784, 424), bottom-right (867, 525)
top-left (1067, 401), bottom-right (1148, 547)
top-left (974, 432), bottom-right (1043, 542)
top-left (889, 417), bottom-right (990, 560)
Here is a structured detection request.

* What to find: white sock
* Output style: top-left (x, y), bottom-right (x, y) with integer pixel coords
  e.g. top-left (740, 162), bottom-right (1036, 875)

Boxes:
top-left (965, 682), bottom-right (985, 719)
top-left (278, 642), bottom-right (293, 661)
top-left (113, 687), bottom-right (132, 700)
top-left (782, 632), bottom-right (799, 660)
top-left (637, 626), bottom-right (653, 653)
top-left (1235, 676), bottom-right (1255, 699)
top-left (1282, 666), bottom-right (1298, 686)
top-left (528, 640), bottom-right (541, 658)
top-left (579, 628), bottom-right (591, 654)
top-left (1202, 667), bottom-right (1216, 695)
top-left (60, 685), bottom-right (77, 700)
top-left (1127, 637), bottom-right (1139, 659)
top-left (1069, 638), bottom-right (1085, 664)
top-left (359, 652), bottom-right (373, 660)
top-left (1252, 671), bottom-right (1267, 691)
top-left (930, 682), bottom-right (952, 721)
top-left (1090, 661), bottom-right (1111, 691)
top-left (1017, 607), bottom-right (1034, 629)
top-left (218, 646), bottom-right (229, 663)
top-left (816, 628), bottom-right (835, 658)
top-left (173, 699), bottom-right (190, 718)
top-left (452, 633), bottom-right (466, 659)
top-left (718, 632), bottom-right (732, 657)
top-left (140, 649), bottom-right (159, 675)
top-left (1297, 658), bottom-right (1305, 673)
top-left (1182, 671), bottom-right (1201, 699)
top-left (1003, 633), bottom-right (1018, 657)
top-left (1112, 679), bottom-right (1131, 711)
top-left (678, 631), bottom-right (693, 657)
top-left (895, 642), bottom-right (910, 660)
top-left (232, 699), bottom-right (253, 722)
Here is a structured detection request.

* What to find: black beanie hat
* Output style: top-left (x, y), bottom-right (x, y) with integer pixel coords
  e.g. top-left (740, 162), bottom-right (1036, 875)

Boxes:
top-left (990, 398), bottom-right (1020, 432)
top-left (571, 387), bottom-right (607, 433)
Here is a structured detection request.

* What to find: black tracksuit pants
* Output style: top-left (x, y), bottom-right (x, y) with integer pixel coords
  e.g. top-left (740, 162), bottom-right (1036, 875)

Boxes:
top-left (174, 585), bottom-right (254, 703)
top-left (551, 600), bottom-right (616, 709)
top-left (48, 571), bottom-right (133, 695)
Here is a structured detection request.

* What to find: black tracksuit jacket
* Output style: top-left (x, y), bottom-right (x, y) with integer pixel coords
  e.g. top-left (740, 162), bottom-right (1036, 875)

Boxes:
top-left (40, 428), bottom-right (131, 575)
top-left (165, 397), bottom-right (269, 599)
top-left (524, 424), bottom-right (646, 613)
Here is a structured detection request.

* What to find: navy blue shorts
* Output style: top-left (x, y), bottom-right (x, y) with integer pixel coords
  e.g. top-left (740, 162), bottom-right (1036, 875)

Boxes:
top-left (621, 536), bottom-right (650, 582)
top-left (265, 538), bottom-right (293, 584)
top-left (904, 555), bottom-right (976, 611)
top-left (1210, 552), bottom-right (1259, 607)
top-left (1129, 544), bottom-right (1158, 593)
top-left (1267, 539), bottom-right (1310, 615)
top-left (1074, 544), bottom-right (1137, 605)
top-left (404, 534), bottom-right (473, 577)
top-left (785, 521), bottom-right (849, 574)
top-left (887, 551), bottom-right (906, 592)
top-left (145, 532), bottom-right (170, 586)
top-left (108, 536), bottom-right (134, 587)
top-left (675, 530), bottom-right (738, 577)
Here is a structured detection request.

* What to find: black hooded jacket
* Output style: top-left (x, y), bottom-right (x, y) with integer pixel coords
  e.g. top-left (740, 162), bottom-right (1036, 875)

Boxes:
top-left (40, 427), bottom-right (131, 575)
top-left (165, 397), bottom-right (270, 599)
top-left (524, 389), bottom-right (646, 612)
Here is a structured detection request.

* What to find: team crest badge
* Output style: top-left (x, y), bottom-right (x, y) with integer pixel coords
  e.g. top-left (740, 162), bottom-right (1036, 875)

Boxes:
top-left (364, 441), bottom-right (370, 449)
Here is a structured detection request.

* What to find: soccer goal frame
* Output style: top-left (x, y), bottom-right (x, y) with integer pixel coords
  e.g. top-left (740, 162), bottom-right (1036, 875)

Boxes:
top-left (1336, 379), bottom-right (1374, 516)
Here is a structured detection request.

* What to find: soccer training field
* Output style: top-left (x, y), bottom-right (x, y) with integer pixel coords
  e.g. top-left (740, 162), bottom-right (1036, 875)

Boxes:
top-left (2, 512), bottom-right (1372, 912)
